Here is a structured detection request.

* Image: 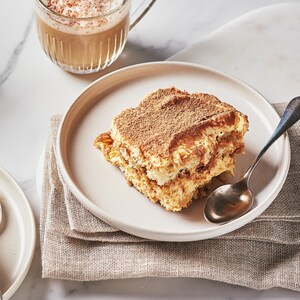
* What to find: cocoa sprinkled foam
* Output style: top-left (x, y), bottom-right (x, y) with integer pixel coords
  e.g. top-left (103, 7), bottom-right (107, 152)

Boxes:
top-left (39, 0), bottom-right (129, 34)
top-left (46, 0), bottom-right (124, 18)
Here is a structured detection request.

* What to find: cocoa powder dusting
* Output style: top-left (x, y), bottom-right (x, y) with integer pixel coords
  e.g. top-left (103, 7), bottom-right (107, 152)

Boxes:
top-left (113, 87), bottom-right (238, 156)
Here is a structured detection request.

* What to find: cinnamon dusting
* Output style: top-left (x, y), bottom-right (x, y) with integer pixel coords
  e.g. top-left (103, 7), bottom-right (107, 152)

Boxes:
top-left (112, 87), bottom-right (239, 157)
top-left (46, 0), bottom-right (123, 18)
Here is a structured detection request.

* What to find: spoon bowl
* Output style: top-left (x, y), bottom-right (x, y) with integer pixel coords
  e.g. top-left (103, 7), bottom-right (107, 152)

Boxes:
top-left (204, 180), bottom-right (253, 223)
top-left (204, 96), bottom-right (300, 223)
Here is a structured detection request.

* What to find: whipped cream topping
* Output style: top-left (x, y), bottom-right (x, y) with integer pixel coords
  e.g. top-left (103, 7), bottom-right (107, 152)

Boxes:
top-left (46, 0), bottom-right (124, 18)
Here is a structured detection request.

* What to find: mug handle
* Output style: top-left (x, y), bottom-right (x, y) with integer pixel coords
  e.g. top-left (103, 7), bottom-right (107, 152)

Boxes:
top-left (129, 0), bottom-right (157, 30)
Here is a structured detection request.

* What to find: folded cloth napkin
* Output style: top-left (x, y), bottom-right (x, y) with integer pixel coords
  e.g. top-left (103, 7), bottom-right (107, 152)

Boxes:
top-left (40, 103), bottom-right (299, 291)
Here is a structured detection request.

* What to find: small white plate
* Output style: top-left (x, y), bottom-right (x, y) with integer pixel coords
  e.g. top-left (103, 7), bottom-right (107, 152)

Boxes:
top-left (0, 166), bottom-right (36, 300)
top-left (57, 61), bottom-right (290, 242)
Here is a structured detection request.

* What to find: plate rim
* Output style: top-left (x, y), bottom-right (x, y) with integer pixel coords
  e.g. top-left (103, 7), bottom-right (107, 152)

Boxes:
top-left (0, 165), bottom-right (36, 300)
top-left (56, 61), bottom-right (291, 242)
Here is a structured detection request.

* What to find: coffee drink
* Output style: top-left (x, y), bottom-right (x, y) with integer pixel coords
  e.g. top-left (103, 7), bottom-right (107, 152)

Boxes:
top-left (35, 0), bottom-right (130, 73)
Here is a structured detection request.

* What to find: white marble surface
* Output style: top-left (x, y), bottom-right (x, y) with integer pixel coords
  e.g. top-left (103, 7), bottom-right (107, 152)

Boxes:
top-left (0, 0), bottom-right (299, 299)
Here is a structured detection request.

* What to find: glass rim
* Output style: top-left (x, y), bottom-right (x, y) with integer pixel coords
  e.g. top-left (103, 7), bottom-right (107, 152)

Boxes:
top-left (36, 0), bottom-right (129, 21)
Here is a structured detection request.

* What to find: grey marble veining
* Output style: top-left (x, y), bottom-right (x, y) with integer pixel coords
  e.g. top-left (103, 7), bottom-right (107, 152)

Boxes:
top-left (0, 0), bottom-right (33, 86)
top-left (0, 18), bottom-right (33, 86)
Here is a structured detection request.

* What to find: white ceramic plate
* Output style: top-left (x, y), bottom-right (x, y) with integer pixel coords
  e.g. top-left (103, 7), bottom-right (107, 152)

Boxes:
top-left (57, 61), bottom-right (290, 242)
top-left (0, 166), bottom-right (36, 300)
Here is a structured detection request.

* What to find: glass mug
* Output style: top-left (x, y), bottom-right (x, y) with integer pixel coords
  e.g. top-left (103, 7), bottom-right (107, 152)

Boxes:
top-left (35, 0), bottom-right (155, 74)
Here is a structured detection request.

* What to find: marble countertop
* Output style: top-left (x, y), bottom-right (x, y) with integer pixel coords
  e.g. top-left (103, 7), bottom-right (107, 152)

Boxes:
top-left (1, 0), bottom-right (299, 299)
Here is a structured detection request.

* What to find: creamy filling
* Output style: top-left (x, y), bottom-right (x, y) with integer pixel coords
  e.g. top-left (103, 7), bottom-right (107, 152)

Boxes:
top-left (112, 123), bottom-right (245, 186)
top-left (106, 143), bottom-right (236, 211)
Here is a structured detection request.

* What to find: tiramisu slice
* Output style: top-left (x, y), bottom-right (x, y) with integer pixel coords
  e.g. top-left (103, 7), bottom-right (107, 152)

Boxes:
top-left (94, 87), bottom-right (249, 211)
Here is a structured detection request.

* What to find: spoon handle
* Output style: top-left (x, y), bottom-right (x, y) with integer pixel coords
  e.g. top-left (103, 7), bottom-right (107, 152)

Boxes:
top-left (244, 97), bottom-right (300, 181)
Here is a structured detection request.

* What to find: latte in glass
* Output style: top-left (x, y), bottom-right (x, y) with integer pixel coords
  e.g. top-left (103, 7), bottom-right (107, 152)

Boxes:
top-left (35, 0), bottom-right (130, 74)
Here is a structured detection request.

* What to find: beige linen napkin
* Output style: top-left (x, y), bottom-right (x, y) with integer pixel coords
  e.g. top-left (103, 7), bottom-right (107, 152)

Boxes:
top-left (40, 104), bottom-right (300, 291)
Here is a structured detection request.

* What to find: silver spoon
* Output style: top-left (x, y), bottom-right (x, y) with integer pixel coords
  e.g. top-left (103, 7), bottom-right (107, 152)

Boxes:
top-left (204, 97), bottom-right (300, 223)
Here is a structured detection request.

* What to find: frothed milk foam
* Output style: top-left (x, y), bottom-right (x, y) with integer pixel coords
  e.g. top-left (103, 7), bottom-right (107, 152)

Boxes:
top-left (36, 0), bottom-right (130, 73)
top-left (46, 0), bottom-right (123, 18)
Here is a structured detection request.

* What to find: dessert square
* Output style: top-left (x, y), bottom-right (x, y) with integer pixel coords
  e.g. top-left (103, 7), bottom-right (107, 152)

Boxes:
top-left (94, 87), bottom-right (249, 211)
